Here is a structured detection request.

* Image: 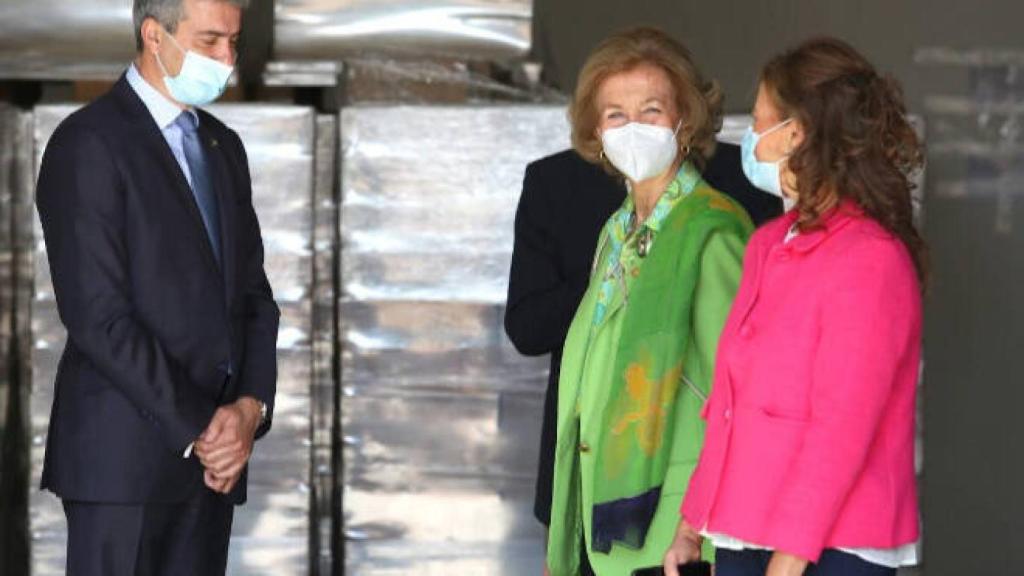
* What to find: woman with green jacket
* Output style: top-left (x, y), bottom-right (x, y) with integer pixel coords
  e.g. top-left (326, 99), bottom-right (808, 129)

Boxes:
top-left (545, 27), bottom-right (752, 575)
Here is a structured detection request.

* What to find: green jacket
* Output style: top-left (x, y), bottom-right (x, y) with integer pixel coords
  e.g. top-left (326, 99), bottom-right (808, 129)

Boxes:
top-left (547, 170), bottom-right (751, 575)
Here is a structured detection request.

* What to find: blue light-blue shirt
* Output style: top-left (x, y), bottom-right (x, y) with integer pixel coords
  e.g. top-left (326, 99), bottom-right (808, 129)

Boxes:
top-left (125, 63), bottom-right (200, 190)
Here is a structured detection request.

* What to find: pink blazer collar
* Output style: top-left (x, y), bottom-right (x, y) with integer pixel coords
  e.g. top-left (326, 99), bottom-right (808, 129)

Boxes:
top-left (775, 199), bottom-right (864, 254)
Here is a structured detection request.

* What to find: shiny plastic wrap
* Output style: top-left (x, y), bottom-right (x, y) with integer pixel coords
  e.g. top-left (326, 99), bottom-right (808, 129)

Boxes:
top-left (0, 0), bottom-right (134, 80)
top-left (265, 57), bottom-right (559, 106)
top-left (28, 104), bottom-right (317, 575)
top-left (0, 0), bottom-right (533, 80)
top-left (310, 114), bottom-right (339, 575)
top-left (338, 105), bottom-right (567, 574)
top-left (0, 105), bottom-right (17, 486)
top-left (274, 0), bottom-right (532, 63)
top-left (1, 105), bottom-right (35, 573)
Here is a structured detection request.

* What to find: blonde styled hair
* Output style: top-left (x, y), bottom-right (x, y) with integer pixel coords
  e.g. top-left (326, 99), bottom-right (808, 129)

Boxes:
top-left (570, 26), bottom-right (723, 175)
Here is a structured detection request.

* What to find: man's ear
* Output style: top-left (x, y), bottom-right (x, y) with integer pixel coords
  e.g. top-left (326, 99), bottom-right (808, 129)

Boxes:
top-left (140, 17), bottom-right (163, 55)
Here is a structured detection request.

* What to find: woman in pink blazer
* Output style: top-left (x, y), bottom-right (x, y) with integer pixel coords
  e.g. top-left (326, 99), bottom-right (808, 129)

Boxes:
top-left (662, 37), bottom-right (927, 576)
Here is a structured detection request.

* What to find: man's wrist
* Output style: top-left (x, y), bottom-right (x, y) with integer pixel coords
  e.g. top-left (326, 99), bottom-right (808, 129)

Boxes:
top-left (237, 396), bottom-right (265, 429)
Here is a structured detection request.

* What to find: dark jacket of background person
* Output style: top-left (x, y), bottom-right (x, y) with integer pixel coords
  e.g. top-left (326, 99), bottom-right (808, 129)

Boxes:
top-left (504, 141), bottom-right (781, 525)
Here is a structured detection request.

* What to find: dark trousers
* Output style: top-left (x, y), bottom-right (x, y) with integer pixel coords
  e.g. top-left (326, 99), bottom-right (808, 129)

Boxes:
top-left (63, 488), bottom-right (234, 576)
top-left (715, 548), bottom-right (897, 576)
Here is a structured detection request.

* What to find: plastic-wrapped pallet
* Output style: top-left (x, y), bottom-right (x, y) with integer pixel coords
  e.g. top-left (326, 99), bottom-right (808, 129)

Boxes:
top-left (0, 105), bottom-right (15, 448)
top-left (274, 0), bottom-right (532, 63)
top-left (0, 104), bottom-right (18, 497)
top-left (0, 103), bottom-right (34, 575)
top-left (309, 114), bottom-right (339, 576)
top-left (0, 0), bottom-right (134, 80)
top-left (338, 105), bottom-right (565, 574)
top-left (28, 104), bottom-right (317, 576)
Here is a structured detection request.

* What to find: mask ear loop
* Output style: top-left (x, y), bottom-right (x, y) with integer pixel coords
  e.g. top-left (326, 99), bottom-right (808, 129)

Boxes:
top-left (154, 51), bottom-right (171, 78)
top-left (162, 27), bottom-right (187, 54)
top-left (757, 117), bottom-right (794, 138)
top-left (674, 120), bottom-right (692, 158)
top-left (154, 27), bottom-right (185, 79)
top-left (754, 117), bottom-right (797, 166)
top-left (773, 119), bottom-right (799, 205)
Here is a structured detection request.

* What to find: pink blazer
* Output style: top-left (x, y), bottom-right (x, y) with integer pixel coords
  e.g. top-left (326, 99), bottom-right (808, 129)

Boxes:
top-left (681, 201), bottom-right (922, 562)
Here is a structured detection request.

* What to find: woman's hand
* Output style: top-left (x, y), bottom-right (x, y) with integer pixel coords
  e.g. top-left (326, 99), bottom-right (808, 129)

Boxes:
top-left (663, 518), bottom-right (703, 576)
top-left (765, 551), bottom-right (808, 576)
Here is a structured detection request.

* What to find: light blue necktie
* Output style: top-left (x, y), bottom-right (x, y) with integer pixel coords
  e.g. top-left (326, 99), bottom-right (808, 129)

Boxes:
top-left (175, 112), bottom-right (222, 266)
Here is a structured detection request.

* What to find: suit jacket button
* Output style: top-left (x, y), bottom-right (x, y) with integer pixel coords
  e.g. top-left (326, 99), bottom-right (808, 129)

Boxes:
top-left (739, 325), bottom-right (754, 339)
top-left (579, 442), bottom-right (591, 453)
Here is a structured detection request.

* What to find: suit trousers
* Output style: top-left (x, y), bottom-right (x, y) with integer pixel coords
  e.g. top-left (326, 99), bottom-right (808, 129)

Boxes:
top-left (63, 487), bottom-right (234, 576)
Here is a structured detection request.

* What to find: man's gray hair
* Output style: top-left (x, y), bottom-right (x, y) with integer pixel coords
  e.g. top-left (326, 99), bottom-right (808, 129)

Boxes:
top-left (133, 0), bottom-right (250, 51)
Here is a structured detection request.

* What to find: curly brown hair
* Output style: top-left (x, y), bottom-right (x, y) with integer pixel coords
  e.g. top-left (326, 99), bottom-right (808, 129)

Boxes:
top-left (762, 36), bottom-right (928, 285)
top-left (570, 26), bottom-right (723, 174)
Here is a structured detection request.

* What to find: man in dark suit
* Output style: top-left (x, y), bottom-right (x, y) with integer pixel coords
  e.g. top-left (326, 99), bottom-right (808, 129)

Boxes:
top-left (34, 0), bottom-right (278, 574)
top-left (504, 143), bottom-right (780, 534)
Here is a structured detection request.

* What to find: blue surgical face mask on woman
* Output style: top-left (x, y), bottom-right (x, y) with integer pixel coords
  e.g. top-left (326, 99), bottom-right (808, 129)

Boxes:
top-left (155, 28), bottom-right (234, 107)
top-left (740, 118), bottom-right (794, 204)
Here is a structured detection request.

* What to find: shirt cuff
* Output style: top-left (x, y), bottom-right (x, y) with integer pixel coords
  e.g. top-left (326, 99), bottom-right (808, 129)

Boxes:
top-left (183, 442), bottom-right (194, 459)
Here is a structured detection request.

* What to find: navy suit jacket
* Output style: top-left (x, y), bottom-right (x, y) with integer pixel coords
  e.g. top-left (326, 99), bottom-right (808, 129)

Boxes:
top-left (36, 76), bottom-right (280, 505)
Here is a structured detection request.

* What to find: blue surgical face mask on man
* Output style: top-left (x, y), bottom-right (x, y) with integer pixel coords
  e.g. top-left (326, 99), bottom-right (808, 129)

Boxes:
top-left (740, 118), bottom-right (794, 208)
top-left (155, 28), bottom-right (234, 107)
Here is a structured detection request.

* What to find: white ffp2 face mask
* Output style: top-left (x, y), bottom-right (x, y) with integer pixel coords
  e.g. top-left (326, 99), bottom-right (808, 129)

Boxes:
top-left (601, 122), bottom-right (680, 183)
